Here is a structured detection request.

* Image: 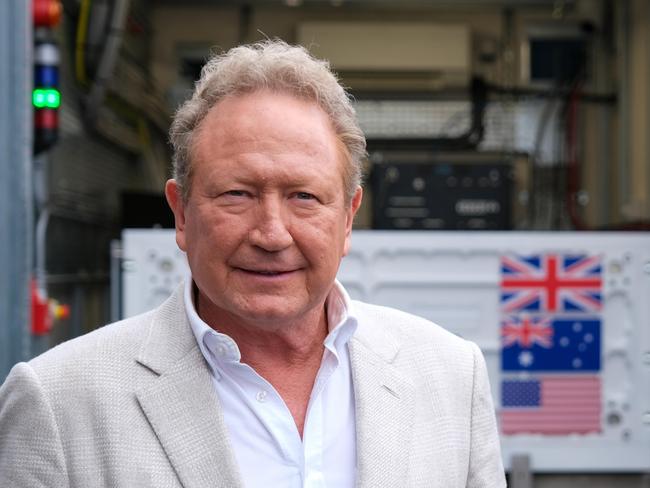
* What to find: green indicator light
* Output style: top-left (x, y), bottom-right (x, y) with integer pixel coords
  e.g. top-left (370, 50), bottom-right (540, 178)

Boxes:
top-left (45, 90), bottom-right (60, 108)
top-left (32, 88), bottom-right (60, 109)
top-left (33, 89), bottom-right (46, 108)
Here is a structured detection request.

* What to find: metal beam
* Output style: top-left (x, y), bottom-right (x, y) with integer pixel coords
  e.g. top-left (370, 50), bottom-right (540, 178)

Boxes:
top-left (0, 0), bottom-right (32, 381)
top-left (510, 454), bottom-right (533, 488)
top-left (616, 0), bottom-right (631, 222)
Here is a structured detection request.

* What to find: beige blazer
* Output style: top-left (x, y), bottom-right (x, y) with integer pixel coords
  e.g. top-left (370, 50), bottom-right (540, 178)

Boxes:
top-left (0, 285), bottom-right (505, 487)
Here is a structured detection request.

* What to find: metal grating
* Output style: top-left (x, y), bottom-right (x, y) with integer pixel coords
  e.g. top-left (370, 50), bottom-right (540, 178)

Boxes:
top-left (355, 98), bottom-right (561, 163)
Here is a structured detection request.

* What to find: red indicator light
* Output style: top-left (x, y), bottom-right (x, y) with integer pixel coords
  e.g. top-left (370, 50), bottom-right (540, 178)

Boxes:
top-left (34, 109), bottom-right (58, 129)
top-left (33, 0), bottom-right (62, 27)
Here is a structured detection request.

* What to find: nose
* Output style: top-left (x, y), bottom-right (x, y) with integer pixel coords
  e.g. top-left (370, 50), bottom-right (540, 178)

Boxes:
top-left (247, 197), bottom-right (293, 252)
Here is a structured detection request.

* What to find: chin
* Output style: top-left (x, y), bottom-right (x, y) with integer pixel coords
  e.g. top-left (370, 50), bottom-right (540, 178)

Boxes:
top-left (240, 307), bottom-right (301, 324)
top-left (234, 300), bottom-right (315, 326)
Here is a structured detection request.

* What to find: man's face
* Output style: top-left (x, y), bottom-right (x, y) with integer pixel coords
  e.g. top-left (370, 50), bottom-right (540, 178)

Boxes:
top-left (166, 90), bottom-right (362, 330)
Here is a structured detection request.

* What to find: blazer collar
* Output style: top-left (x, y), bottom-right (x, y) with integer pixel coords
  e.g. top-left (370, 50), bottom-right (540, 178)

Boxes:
top-left (135, 284), bottom-right (244, 488)
top-left (350, 310), bottom-right (416, 488)
top-left (135, 284), bottom-right (196, 375)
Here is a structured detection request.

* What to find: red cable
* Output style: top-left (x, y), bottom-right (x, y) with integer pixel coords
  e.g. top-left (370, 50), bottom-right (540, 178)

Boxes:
top-left (565, 82), bottom-right (586, 230)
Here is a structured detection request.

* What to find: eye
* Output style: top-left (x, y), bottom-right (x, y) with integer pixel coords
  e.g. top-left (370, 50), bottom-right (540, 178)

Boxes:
top-left (217, 189), bottom-right (253, 205)
top-left (294, 192), bottom-right (316, 201)
top-left (223, 189), bottom-right (250, 198)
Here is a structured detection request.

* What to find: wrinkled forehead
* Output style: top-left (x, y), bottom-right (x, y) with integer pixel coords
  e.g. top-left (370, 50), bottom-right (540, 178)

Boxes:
top-left (183, 89), bottom-right (357, 203)
top-left (196, 91), bottom-right (346, 159)
top-left (189, 90), bottom-right (350, 188)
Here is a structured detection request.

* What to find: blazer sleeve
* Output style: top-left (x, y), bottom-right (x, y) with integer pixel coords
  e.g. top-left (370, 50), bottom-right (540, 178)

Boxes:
top-left (466, 342), bottom-right (507, 488)
top-left (0, 362), bottom-right (70, 487)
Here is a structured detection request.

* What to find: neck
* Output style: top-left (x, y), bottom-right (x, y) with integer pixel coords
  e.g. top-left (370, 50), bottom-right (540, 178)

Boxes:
top-left (195, 290), bottom-right (329, 436)
top-left (195, 290), bottom-right (329, 369)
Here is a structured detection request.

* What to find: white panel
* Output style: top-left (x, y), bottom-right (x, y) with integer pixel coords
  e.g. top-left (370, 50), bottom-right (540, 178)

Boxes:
top-left (121, 229), bottom-right (650, 473)
top-left (298, 22), bottom-right (470, 73)
top-left (121, 229), bottom-right (187, 317)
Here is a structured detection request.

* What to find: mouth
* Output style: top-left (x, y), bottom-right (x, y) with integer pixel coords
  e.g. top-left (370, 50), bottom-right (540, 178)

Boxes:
top-left (246, 270), bottom-right (287, 276)
top-left (235, 267), bottom-right (299, 276)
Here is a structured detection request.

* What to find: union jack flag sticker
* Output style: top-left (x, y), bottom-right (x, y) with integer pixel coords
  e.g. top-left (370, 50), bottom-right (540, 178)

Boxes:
top-left (500, 254), bottom-right (603, 314)
top-left (501, 315), bottom-right (553, 349)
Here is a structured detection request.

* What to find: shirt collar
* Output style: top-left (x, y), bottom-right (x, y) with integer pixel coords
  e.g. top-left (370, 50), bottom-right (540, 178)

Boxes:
top-left (184, 276), bottom-right (358, 369)
top-left (323, 280), bottom-right (358, 358)
top-left (184, 277), bottom-right (241, 379)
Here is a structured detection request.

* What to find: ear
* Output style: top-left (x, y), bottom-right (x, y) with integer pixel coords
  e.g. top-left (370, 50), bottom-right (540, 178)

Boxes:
top-left (343, 186), bottom-right (363, 256)
top-left (164, 179), bottom-right (188, 252)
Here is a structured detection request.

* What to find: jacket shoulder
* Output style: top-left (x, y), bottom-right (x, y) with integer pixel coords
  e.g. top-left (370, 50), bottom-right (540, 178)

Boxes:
top-left (350, 299), bottom-right (482, 394)
top-left (28, 309), bottom-right (156, 378)
top-left (351, 299), bottom-right (472, 353)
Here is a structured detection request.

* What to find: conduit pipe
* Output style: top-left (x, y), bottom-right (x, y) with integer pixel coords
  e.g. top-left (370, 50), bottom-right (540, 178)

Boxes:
top-left (86, 0), bottom-right (130, 123)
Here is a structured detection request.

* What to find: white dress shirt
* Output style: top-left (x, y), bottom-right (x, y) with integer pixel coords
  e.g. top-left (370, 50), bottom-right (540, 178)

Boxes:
top-left (185, 278), bottom-right (358, 488)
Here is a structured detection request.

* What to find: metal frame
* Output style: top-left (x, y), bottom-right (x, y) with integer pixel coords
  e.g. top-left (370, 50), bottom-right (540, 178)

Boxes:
top-left (617, 0), bottom-right (631, 222)
top-left (0, 0), bottom-right (32, 381)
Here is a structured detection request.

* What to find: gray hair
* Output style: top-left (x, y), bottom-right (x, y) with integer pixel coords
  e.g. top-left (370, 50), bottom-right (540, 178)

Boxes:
top-left (169, 40), bottom-right (366, 203)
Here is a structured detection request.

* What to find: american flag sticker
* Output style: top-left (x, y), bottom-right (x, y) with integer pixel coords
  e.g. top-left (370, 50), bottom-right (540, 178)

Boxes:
top-left (500, 375), bottom-right (601, 435)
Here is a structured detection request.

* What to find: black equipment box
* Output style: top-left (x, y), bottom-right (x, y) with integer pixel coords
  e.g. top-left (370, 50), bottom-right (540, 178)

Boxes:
top-left (371, 160), bottom-right (513, 230)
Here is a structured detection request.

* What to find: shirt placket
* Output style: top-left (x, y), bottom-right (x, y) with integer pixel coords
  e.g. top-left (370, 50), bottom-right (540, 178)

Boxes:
top-left (232, 361), bottom-right (305, 470)
top-left (303, 347), bottom-right (339, 488)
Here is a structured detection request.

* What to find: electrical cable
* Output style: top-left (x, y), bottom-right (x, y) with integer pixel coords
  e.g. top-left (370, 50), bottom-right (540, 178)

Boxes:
top-left (486, 82), bottom-right (616, 105)
top-left (75, 0), bottom-right (91, 85)
top-left (546, 104), bottom-right (563, 229)
top-left (530, 88), bottom-right (561, 228)
top-left (86, 0), bottom-right (130, 122)
top-left (530, 45), bottom-right (592, 230)
top-left (565, 80), bottom-right (586, 230)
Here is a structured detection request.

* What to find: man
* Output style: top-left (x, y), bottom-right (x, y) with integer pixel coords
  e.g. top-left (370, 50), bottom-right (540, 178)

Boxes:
top-left (0, 41), bottom-right (505, 487)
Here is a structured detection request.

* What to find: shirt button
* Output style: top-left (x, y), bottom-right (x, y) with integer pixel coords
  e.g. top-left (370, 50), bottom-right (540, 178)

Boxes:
top-left (256, 390), bottom-right (268, 402)
top-left (216, 344), bottom-right (227, 356)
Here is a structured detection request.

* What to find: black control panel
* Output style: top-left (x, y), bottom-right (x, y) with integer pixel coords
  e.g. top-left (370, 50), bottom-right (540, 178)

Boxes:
top-left (371, 161), bottom-right (513, 230)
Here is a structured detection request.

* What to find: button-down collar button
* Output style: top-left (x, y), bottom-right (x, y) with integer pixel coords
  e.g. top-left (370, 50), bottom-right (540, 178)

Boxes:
top-left (256, 390), bottom-right (268, 402)
top-left (216, 344), bottom-right (227, 356)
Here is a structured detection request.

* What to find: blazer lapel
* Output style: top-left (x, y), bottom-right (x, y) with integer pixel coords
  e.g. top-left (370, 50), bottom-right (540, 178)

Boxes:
top-left (349, 323), bottom-right (416, 488)
top-left (135, 285), bottom-right (244, 488)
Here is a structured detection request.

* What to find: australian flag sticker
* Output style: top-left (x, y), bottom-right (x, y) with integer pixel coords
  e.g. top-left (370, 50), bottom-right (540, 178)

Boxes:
top-left (501, 315), bottom-right (601, 372)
